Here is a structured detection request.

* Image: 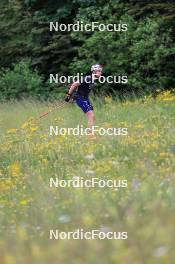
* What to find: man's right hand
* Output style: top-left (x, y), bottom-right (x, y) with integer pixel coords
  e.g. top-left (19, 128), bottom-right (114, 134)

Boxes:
top-left (65, 93), bottom-right (71, 102)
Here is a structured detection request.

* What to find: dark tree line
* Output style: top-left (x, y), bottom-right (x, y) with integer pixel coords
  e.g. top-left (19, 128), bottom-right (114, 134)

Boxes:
top-left (0, 0), bottom-right (175, 100)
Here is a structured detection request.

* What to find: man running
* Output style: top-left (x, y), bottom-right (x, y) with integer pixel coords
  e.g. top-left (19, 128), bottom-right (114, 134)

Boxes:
top-left (65, 64), bottom-right (103, 134)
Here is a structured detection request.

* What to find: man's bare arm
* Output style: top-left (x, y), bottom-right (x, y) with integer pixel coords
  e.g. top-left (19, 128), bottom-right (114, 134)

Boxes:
top-left (65, 81), bottom-right (80, 102)
top-left (68, 81), bottom-right (80, 95)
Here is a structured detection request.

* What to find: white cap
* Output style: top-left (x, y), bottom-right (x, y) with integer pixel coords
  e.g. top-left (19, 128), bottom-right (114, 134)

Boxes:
top-left (91, 64), bottom-right (103, 72)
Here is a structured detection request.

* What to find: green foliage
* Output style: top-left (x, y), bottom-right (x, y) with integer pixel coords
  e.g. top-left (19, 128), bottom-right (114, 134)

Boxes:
top-left (0, 59), bottom-right (46, 100)
top-left (0, 0), bottom-right (31, 68)
top-left (70, 14), bottom-right (175, 95)
top-left (0, 0), bottom-right (175, 100)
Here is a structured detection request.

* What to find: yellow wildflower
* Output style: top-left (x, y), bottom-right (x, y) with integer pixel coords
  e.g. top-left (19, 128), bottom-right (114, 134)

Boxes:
top-left (10, 162), bottom-right (21, 176)
top-left (104, 96), bottom-right (112, 104)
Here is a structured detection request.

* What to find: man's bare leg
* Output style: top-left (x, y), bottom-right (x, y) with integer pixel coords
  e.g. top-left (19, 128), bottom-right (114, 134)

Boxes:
top-left (86, 110), bottom-right (95, 137)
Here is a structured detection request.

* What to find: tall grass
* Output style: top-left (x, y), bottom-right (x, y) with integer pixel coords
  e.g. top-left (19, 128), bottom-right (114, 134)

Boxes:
top-left (0, 92), bottom-right (175, 263)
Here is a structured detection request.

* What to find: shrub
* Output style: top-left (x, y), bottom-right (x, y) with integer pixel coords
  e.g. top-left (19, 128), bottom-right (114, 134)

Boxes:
top-left (0, 59), bottom-right (47, 100)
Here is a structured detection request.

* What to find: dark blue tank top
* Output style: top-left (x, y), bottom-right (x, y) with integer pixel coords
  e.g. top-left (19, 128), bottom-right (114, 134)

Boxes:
top-left (77, 75), bottom-right (95, 98)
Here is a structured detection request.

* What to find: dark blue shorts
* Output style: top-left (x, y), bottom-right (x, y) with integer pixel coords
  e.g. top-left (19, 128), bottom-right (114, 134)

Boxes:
top-left (76, 96), bottom-right (94, 113)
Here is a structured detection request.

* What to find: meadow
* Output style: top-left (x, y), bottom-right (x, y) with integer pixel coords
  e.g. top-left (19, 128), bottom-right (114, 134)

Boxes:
top-left (0, 91), bottom-right (175, 264)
